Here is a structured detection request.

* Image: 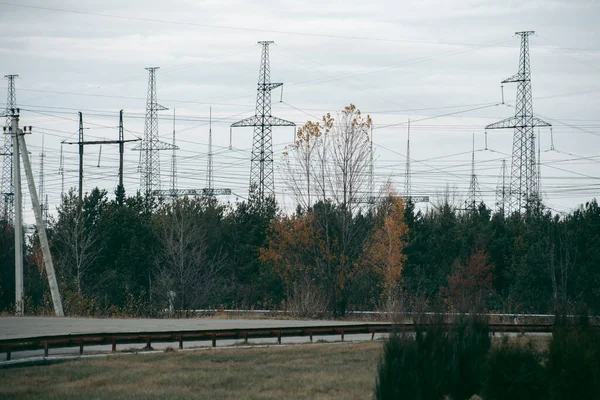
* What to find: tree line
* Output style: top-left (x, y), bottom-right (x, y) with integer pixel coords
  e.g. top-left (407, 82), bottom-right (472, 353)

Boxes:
top-left (0, 104), bottom-right (598, 317)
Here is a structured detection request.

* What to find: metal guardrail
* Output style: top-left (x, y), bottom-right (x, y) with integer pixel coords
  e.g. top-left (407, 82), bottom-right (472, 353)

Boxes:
top-left (2, 322), bottom-right (598, 361)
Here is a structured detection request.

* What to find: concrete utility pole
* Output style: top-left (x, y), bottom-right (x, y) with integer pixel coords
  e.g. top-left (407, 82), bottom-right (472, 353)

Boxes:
top-left (8, 110), bottom-right (64, 316)
top-left (8, 110), bottom-right (23, 315)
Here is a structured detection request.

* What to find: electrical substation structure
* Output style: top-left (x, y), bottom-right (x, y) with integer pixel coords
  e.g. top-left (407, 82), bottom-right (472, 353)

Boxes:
top-left (485, 31), bottom-right (551, 214)
top-left (401, 119), bottom-right (429, 205)
top-left (231, 41), bottom-right (296, 199)
top-left (152, 106), bottom-right (231, 199)
top-left (64, 111), bottom-right (140, 203)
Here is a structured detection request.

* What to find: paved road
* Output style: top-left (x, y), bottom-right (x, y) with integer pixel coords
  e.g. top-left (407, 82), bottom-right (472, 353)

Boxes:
top-left (0, 317), bottom-right (376, 340)
top-left (0, 317), bottom-right (388, 363)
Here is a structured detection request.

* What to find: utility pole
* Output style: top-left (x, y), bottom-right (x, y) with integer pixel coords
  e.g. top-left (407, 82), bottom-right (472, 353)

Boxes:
top-left (231, 41), bottom-right (295, 199)
top-left (368, 125), bottom-right (374, 204)
top-left (118, 110), bottom-right (125, 190)
top-left (207, 107), bottom-right (214, 191)
top-left (465, 133), bottom-right (483, 212)
top-left (1, 74), bottom-right (17, 224)
top-left (78, 112), bottom-right (84, 204)
top-left (485, 31), bottom-right (551, 213)
top-left (8, 110), bottom-right (64, 316)
top-left (537, 129), bottom-right (542, 201)
top-left (6, 109), bottom-right (23, 314)
top-left (65, 112), bottom-right (140, 202)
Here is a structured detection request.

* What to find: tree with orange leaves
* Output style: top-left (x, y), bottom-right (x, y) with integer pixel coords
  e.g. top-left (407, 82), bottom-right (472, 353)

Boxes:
top-left (259, 212), bottom-right (333, 315)
top-left (444, 250), bottom-right (495, 313)
top-left (362, 185), bottom-right (409, 308)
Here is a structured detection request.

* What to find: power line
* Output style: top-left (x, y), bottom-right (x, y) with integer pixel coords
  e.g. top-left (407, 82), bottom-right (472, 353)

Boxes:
top-left (0, 2), bottom-right (541, 48)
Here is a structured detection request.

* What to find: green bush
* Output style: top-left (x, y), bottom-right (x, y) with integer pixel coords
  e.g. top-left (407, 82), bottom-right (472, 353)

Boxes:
top-left (547, 316), bottom-right (600, 400)
top-left (483, 338), bottom-right (547, 400)
top-left (447, 316), bottom-right (491, 399)
top-left (375, 315), bottom-right (490, 400)
top-left (375, 312), bottom-right (600, 400)
top-left (375, 333), bottom-right (421, 400)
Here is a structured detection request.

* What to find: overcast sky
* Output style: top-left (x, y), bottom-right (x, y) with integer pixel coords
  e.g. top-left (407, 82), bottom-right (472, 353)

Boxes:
top-left (1, 0), bottom-right (599, 220)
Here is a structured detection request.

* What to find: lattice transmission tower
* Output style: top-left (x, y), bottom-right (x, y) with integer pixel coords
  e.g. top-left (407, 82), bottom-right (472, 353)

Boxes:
top-left (486, 31), bottom-right (551, 213)
top-left (465, 134), bottom-right (483, 212)
top-left (495, 159), bottom-right (508, 215)
top-left (231, 41), bottom-right (295, 199)
top-left (1, 74), bottom-right (17, 223)
top-left (404, 119), bottom-right (411, 198)
top-left (133, 67), bottom-right (176, 195)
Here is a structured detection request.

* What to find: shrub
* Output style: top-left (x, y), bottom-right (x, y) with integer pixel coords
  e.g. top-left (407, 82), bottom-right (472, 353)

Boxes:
top-left (483, 337), bottom-right (547, 400)
top-left (547, 315), bottom-right (600, 400)
top-left (375, 314), bottom-right (490, 400)
top-left (375, 333), bottom-right (421, 400)
top-left (447, 316), bottom-right (491, 399)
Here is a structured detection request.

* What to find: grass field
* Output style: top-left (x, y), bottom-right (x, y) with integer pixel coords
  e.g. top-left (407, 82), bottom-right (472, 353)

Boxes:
top-left (0, 341), bottom-right (382, 400)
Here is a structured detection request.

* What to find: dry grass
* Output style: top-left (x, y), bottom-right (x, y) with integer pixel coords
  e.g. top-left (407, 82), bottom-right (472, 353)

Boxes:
top-left (0, 342), bottom-right (383, 400)
top-left (491, 333), bottom-right (552, 354)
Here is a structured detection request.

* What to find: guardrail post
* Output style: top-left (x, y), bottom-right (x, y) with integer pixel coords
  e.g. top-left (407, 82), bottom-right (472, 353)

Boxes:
top-left (309, 331), bottom-right (313, 343)
top-left (146, 337), bottom-right (151, 350)
top-left (243, 332), bottom-right (248, 343)
top-left (112, 337), bottom-right (117, 352)
top-left (43, 342), bottom-right (49, 357)
top-left (79, 343), bottom-right (84, 355)
top-left (212, 334), bottom-right (216, 348)
top-left (6, 351), bottom-right (10, 361)
top-left (341, 329), bottom-right (345, 342)
top-left (178, 335), bottom-right (183, 350)
top-left (371, 330), bottom-right (375, 340)
top-left (277, 331), bottom-right (281, 345)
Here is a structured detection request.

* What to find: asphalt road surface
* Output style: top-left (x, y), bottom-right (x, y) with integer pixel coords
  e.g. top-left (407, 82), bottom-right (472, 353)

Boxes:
top-left (0, 317), bottom-right (387, 362)
top-left (0, 317), bottom-right (370, 340)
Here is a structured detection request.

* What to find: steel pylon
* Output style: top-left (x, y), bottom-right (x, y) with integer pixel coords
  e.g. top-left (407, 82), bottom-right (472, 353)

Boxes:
top-left (133, 67), bottom-right (175, 195)
top-left (486, 32), bottom-right (551, 214)
top-left (231, 41), bottom-right (295, 199)
top-left (465, 134), bottom-right (483, 212)
top-left (1, 75), bottom-right (17, 224)
top-left (495, 159), bottom-right (508, 215)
